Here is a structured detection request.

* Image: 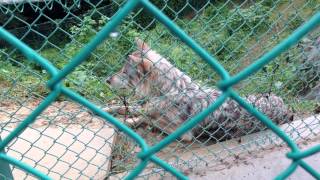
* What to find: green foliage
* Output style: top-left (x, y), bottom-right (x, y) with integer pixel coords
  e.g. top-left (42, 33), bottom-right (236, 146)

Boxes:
top-left (291, 100), bottom-right (319, 113)
top-left (287, 13), bottom-right (305, 30)
top-left (259, 0), bottom-right (282, 7)
top-left (0, 0), bottom-right (317, 110)
top-left (0, 59), bottom-right (48, 98)
top-left (48, 14), bottom-right (141, 102)
top-left (143, 3), bottom-right (273, 86)
top-left (112, 0), bottom-right (209, 28)
top-left (0, 14), bottom-right (141, 102)
top-left (228, 4), bottom-right (271, 33)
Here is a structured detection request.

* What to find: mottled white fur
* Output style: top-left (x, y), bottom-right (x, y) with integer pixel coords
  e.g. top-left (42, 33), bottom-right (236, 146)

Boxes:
top-left (107, 38), bottom-right (293, 141)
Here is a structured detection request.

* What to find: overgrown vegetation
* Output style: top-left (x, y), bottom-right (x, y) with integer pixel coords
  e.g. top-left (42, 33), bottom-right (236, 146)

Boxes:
top-left (0, 0), bottom-right (319, 112)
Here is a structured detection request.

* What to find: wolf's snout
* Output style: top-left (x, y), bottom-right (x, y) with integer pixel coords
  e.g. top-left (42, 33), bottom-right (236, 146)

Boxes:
top-left (106, 77), bottom-right (112, 84)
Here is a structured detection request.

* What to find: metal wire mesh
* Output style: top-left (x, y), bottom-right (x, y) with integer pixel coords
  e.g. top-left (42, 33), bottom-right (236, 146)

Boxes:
top-left (0, 0), bottom-right (319, 179)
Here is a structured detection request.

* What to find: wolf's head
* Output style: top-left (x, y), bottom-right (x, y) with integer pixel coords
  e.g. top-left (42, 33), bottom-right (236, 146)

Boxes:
top-left (106, 38), bottom-right (198, 99)
top-left (106, 38), bottom-right (165, 98)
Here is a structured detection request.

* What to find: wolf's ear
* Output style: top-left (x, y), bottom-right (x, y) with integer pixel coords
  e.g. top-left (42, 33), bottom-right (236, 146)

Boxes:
top-left (129, 54), bottom-right (142, 63)
top-left (316, 37), bottom-right (320, 46)
top-left (141, 58), bottom-right (152, 73)
top-left (135, 37), bottom-right (150, 51)
top-left (129, 55), bottom-right (152, 73)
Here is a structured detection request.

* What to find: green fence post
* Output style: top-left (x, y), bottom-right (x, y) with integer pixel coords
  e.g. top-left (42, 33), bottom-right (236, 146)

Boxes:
top-left (0, 138), bottom-right (13, 179)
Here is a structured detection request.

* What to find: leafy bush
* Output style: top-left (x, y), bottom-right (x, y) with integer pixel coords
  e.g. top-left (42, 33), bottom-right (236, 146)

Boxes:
top-left (50, 14), bottom-right (141, 102)
top-left (0, 2), bottom-right (282, 100)
top-left (111, 0), bottom-right (210, 28)
top-left (0, 0), bottom-right (317, 110)
top-left (0, 58), bottom-right (48, 98)
top-left (228, 4), bottom-right (271, 33)
top-left (287, 13), bottom-right (305, 31)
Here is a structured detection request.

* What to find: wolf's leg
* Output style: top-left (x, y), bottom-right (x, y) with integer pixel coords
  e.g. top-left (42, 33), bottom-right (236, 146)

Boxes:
top-left (149, 114), bottom-right (194, 142)
top-left (121, 117), bottom-right (145, 127)
top-left (142, 98), bottom-right (195, 142)
top-left (102, 105), bottom-right (143, 116)
top-left (153, 120), bottom-right (194, 142)
top-left (180, 131), bottom-right (194, 142)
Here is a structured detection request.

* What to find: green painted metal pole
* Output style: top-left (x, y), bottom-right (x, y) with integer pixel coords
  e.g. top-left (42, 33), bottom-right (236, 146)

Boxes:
top-left (0, 140), bottom-right (13, 180)
top-left (0, 153), bottom-right (52, 180)
top-left (0, 0), bottom-right (319, 179)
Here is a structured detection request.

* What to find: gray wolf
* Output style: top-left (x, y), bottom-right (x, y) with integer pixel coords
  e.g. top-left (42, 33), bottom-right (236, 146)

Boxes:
top-left (107, 38), bottom-right (293, 142)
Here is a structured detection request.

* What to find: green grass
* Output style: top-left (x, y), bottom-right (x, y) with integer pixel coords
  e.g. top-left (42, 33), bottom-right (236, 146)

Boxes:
top-left (0, 0), bottom-right (319, 112)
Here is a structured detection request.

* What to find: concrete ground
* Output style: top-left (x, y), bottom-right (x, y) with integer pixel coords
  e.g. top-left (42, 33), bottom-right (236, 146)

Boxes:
top-left (0, 100), bottom-right (116, 179)
top-left (111, 115), bottom-right (320, 180)
top-left (188, 115), bottom-right (320, 180)
top-left (189, 136), bottom-right (320, 180)
top-left (2, 126), bottom-right (115, 180)
top-left (1, 101), bottom-right (319, 180)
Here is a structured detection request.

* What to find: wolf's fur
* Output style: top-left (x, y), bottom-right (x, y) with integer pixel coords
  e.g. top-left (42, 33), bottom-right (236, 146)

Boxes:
top-left (300, 36), bottom-right (320, 100)
top-left (107, 38), bottom-right (293, 141)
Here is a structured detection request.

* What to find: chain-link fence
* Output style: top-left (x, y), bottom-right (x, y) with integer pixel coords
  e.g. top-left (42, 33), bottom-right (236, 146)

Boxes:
top-left (0, 0), bottom-right (319, 179)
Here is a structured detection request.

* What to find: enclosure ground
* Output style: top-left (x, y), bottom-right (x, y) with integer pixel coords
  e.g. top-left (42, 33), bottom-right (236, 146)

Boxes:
top-left (0, 99), bottom-right (116, 179)
top-left (188, 135), bottom-right (320, 180)
top-left (1, 100), bottom-right (319, 179)
top-left (110, 114), bottom-right (320, 179)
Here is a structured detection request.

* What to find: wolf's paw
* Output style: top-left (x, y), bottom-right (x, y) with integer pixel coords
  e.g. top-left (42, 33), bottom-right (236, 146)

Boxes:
top-left (180, 131), bottom-right (193, 142)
